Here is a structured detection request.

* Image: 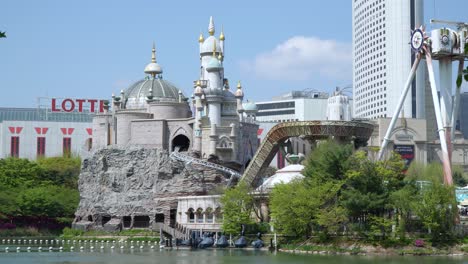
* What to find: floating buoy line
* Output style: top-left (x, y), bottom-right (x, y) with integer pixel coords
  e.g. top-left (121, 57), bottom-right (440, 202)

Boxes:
top-left (0, 239), bottom-right (162, 253)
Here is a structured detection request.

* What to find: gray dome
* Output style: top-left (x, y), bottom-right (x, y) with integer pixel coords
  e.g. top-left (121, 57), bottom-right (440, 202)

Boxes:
top-left (243, 101), bottom-right (258, 112)
top-left (124, 79), bottom-right (185, 109)
top-left (222, 90), bottom-right (236, 101)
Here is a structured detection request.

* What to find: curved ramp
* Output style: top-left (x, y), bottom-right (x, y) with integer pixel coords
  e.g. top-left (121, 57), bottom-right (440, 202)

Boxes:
top-left (170, 150), bottom-right (241, 185)
top-left (240, 120), bottom-right (374, 186)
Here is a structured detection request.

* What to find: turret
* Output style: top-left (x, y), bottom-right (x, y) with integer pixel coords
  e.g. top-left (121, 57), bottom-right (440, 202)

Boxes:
top-left (193, 80), bottom-right (204, 153)
top-left (219, 26), bottom-right (225, 54)
top-left (243, 100), bottom-right (258, 123)
top-left (198, 32), bottom-right (204, 55)
top-left (326, 88), bottom-right (351, 121)
top-left (235, 81), bottom-right (244, 122)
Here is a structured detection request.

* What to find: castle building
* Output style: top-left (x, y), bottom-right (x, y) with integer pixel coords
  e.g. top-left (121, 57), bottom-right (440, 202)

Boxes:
top-left (92, 17), bottom-right (258, 168)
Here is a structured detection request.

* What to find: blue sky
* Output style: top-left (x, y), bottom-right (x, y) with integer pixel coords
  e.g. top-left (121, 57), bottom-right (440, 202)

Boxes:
top-left (1, 0), bottom-right (467, 107)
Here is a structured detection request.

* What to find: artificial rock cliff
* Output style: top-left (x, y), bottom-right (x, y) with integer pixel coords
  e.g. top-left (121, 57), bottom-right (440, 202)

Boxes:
top-left (73, 147), bottom-right (228, 231)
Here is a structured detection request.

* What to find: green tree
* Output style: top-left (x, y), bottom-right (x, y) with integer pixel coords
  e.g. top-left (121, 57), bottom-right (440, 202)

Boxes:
top-left (341, 151), bottom-right (402, 224)
top-left (315, 204), bottom-right (347, 235)
top-left (303, 140), bottom-right (353, 183)
top-left (37, 156), bottom-right (81, 188)
top-left (0, 31), bottom-right (5, 38)
top-left (452, 165), bottom-right (467, 187)
top-left (269, 179), bottom-right (318, 237)
top-left (16, 185), bottom-right (79, 218)
top-left (413, 179), bottom-right (457, 243)
top-left (0, 158), bottom-right (45, 187)
top-left (269, 140), bottom-right (352, 237)
top-left (368, 215), bottom-right (393, 241)
top-left (389, 183), bottom-right (419, 235)
top-left (0, 184), bottom-right (20, 218)
top-left (17, 186), bottom-right (63, 217)
top-left (220, 182), bottom-right (254, 235)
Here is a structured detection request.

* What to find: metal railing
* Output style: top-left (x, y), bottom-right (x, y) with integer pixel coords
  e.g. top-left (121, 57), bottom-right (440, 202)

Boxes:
top-left (155, 222), bottom-right (186, 239)
top-left (170, 150), bottom-right (241, 186)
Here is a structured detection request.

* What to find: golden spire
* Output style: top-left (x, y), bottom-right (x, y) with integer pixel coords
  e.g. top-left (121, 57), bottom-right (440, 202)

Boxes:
top-left (196, 80), bottom-right (201, 86)
top-left (219, 25), bottom-right (225, 41)
top-left (218, 53), bottom-right (223, 61)
top-left (237, 80), bottom-right (242, 89)
top-left (151, 42), bottom-right (156, 63)
top-left (198, 32), bottom-right (204, 43)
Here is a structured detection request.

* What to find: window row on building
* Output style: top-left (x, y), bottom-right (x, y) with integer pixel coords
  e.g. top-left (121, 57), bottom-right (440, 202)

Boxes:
top-left (8, 136), bottom-right (87, 158)
top-left (186, 207), bottom-right (222, 224)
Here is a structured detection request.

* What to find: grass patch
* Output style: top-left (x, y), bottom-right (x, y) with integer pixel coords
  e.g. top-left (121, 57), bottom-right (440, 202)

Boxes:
top-left (60, 227), bottom-right (159, 240)
top-left (281, 243), bottom-right (363, 254)
top-left (127, 236), bottom-right (160, 242)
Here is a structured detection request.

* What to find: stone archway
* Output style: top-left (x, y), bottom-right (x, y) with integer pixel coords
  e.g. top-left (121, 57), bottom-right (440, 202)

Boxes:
top-left (172, 134), bottom-right (190, 152)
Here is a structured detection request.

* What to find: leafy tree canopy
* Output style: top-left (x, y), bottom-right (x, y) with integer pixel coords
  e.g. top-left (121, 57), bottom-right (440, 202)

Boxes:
top-left (220, 182), bottom-right (254, 235)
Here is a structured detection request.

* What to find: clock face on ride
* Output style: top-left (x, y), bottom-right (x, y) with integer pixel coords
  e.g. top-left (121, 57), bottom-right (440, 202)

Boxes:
top-left (411, 29), bottom-right (424, 51)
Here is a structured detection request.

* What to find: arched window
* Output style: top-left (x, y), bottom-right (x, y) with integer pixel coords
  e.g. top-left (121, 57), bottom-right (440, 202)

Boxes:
top-left (205, 207), bottom-right (214, 223)
top-left (218, 137), bottom-right (231, 148)
top-left (187, 208), bottom-right (195, 223)
top-left (196, 208), bottom-right (204, 223)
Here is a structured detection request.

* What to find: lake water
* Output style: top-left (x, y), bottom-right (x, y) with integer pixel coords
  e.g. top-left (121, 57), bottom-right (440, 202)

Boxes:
top-left (0, 246), bottom-right (467, 264)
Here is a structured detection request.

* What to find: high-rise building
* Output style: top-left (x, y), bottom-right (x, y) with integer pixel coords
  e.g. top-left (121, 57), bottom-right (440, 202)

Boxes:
top-left (352, 0), bottom-right (426, 119)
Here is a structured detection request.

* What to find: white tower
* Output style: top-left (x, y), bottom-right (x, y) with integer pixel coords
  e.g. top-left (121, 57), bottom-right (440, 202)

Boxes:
top-left (352, 0), bottom-right (426, 119)
top-left (199, 16), bottom-right (224, 126)
top-left (326, 89), bottom-right (351, 121)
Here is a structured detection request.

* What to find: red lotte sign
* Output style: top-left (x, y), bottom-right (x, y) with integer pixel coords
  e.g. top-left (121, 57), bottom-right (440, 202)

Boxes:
top-left (51, 98), bottom-right (106, 113)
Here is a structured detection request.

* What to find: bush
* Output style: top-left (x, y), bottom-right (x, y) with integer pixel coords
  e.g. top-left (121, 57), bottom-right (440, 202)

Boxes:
top-left (62, 227), bottom-right (84, 238)
top-left (414, 239), bottom-right (425, 247)
top-left (244, 222), bottom-right (270, 234)
top-left (0, 227), bottom-right (43, 237)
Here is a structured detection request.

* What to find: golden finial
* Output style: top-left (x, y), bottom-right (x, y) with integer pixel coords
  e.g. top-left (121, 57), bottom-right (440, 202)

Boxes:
top-left (219, 25), bottom-right (225, 41)
top-left (237, 80), bottom-right (242, 89)
top-left (198, 32), bottom-right (204, 43)
top-left (151, 42), bottom-right (156, 63)
top-left (196, 80), bottom-right (201, 86)
top-left (218, 53), bottom-right (223, 61)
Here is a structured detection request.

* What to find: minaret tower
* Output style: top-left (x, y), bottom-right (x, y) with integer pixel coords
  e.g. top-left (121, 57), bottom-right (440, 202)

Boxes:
top-left (193, 80), bottom-right (204, 153)
top-left (235, 81), bottom-right (244, 122)
top-left (199, 16), bottom-right (224, 126)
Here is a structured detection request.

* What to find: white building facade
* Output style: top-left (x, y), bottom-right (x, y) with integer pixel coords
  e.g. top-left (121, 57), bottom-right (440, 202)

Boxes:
top-left (352, 0), bottom-right (426, 119)
top-left (255, 90), bottom-right (353, 168)
top-left (0, 107), bottom-right (93, 159)
top-left (255, 91), bottom-right (330, 123)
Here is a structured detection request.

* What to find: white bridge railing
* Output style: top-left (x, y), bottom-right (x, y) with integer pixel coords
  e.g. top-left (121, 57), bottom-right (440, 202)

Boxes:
top-left (170, 149), bottom-right (241, 186)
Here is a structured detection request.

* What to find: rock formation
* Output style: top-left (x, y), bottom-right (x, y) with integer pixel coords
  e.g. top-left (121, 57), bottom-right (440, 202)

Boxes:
top-left (73, 146), bottom-right (229, 231)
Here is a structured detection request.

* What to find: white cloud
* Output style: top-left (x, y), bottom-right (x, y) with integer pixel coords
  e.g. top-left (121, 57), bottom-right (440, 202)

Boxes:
top-left (241, 36), bottom-right (352, 81)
